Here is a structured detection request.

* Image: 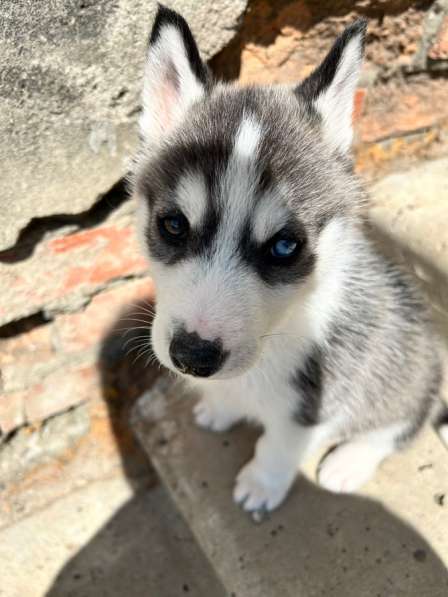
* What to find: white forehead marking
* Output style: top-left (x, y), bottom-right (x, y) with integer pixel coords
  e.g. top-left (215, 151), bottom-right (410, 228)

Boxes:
top-left (215, 115), bottom-right (261, 241)
top-left (252, 193), bottom-right (290, 244)
top-left (234, 115), bottom-right (262, 159)
top-left (175, 171), bottom-right (207, 227)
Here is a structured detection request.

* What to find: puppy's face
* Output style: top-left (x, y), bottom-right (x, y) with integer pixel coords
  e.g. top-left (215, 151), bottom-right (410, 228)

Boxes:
top-left (138, 104), bottom-right (319, 379)
top-left (133, 7), bottom-right (365, 380)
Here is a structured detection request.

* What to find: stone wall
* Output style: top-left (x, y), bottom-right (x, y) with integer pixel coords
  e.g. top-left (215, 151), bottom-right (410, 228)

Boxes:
top-left (1, 1), bottom-right (448, 517)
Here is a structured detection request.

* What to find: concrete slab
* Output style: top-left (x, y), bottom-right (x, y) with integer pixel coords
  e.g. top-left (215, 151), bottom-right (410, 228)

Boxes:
top-left (134, 379), bottom-right (448, 597)
top-left (1, 474), bottom-right (225, 597)
top-left (369, 157), bottom-right (448, 283)
top-left (368, 157), bottom-right (448, 319)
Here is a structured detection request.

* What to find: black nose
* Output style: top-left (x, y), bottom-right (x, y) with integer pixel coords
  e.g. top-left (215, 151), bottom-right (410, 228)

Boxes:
top-left (169, 329), bottom-right (227, 377)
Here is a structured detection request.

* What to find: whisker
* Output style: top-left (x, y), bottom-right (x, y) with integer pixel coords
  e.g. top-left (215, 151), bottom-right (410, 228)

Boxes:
top-left (119, 317), bottom-right (154, 325)
top-left (127, 309), bottom-right (156, 318)
top-left (144, 353), bottom-right (159, 368)
top-left (123, 334), bottom-right (151, 345)
top-left (132, 347), bottom-right (153, 365)
top-left (118, 326), bottom-right (150, 337)
top-left (128, 300), bottom-right (156, 313)
top-left (116, 327), bottom-right (151, 338)
top-left (125, 345), bottom-right (146, 358)
top-left (128, 304), bottom-right (156, 315)
top-left (125, 341), bottom-right (151, 355)
top-left (124, 334), bottom-right (152, 346)
top-left (259, 332), bottom-right (306, 342)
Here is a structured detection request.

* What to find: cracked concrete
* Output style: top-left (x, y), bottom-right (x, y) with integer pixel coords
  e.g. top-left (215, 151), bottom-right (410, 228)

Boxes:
top-left (1, 476), bottom-right (225, 597)
top-left (134, 379), bottom-right (448, 597)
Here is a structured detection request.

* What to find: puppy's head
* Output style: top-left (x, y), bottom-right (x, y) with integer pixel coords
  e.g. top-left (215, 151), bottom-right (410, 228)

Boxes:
top-left (132, 6), bottom-right (366, 380)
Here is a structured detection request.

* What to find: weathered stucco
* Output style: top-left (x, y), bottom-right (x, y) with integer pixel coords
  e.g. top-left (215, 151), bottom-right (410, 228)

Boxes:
top-left (0, 0), bottom-right (247, 250)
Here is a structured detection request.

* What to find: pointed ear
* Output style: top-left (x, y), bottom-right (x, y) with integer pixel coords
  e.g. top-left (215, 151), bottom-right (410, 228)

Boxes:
top-left (140, 5), bottom-right (210, 146)
top-left (296, 20), bottom-right (367, 154)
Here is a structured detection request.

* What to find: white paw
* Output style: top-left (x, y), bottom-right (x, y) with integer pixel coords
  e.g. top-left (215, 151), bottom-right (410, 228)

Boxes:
top-left (233, 460), bottom-right (292, 513)
top-left (193, 397), bottom-right (240, 432)
top-left (318, 442), bottom-right (382, 494)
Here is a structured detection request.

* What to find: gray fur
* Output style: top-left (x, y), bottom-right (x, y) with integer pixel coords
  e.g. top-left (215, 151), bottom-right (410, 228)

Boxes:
top-left (312, 233), bottom-right (441, 444)
top-left (131, 6), bottom-right (446, 507)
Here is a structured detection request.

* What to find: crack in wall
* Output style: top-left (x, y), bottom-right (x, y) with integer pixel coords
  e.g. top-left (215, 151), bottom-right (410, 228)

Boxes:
top-left (0, 402), bottom-right (90, 482)
top-left (0, 311), bottom-right (51, 340)
top-left (0, 270), bottom-right (150, 342)
top-left (0, 177), bottom-right (130, 264)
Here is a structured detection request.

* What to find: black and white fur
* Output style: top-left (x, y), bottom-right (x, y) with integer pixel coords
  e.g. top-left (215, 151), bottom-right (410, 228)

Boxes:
top-left (132, 6), bottom-right (447, 513)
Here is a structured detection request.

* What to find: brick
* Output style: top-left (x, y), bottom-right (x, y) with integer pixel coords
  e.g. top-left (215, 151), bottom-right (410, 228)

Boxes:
top-left (428, 16), bottom-right (448, 60)
top-left (1, 350), bottom-right (68, 394)
top-left (54, 278), bottom-right (155, 353)
top-left (24, 363), bottom-right (100, 423)
top-left (0, 395), bottom-right (156, 527)
top-left (355, 128), bottom-right (441, 178)
top-left (0, 212), bottom-right (148, 326)
top-left (0, 391), bottom-right (25, 434)
top-left (357, 79), bottom-right (448, 145)
top-left (1, 277), bottom-right (155, 434)
top-left (213, 1), bottom-right (427, 85)
top-left (0, 322), bottom-right (54, 368)
top-left (0, 320), bottom-right (59, 396)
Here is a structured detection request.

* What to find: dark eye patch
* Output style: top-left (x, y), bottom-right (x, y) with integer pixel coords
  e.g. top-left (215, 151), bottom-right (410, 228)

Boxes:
top-left (263, 230), bottom-right (303, 265)
top-left (158, 212), bottom-right (190, 244)
top-left (240, 222), bottom-right (316, 286)
top-left (147, 203), bottom-right (220, 266)
top-left (147, 202), bottom-right (315, 284)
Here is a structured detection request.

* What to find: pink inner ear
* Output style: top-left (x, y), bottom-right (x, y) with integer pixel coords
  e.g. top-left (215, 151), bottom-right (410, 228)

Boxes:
top-left (158, 76), bottom-right (178, 132)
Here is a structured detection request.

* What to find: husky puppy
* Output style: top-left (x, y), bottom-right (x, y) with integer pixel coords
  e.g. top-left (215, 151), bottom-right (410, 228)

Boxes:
top-left (132, 5), bottom-right (446, 513)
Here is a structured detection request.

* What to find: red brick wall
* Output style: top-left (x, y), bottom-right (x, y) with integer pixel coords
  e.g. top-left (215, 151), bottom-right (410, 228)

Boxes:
top-left (0, 200), bottom-right (158, 512)
top-left (0, 207), bottom-right (153, 430)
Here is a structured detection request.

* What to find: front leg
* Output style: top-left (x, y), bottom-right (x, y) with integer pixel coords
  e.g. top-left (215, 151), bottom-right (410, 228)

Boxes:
top-left (234, 421), bottom-right (329, 513)
top-left (193, 389), bottom-right (246, 432)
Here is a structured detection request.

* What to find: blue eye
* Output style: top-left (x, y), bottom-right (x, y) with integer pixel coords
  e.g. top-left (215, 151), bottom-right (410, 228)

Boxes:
top-left (160, 213), bottom-right (189, 238)
top-left (270, 238), bottom-right (298, 258)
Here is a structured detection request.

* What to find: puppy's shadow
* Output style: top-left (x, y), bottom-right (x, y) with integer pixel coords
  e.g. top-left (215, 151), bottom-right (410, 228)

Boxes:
top-left (45, 485), bottom-right (227, 597)
top-left (95, 296), bottom-right (163, 488)
top-left (45, 474), bottom-right (447, 596)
